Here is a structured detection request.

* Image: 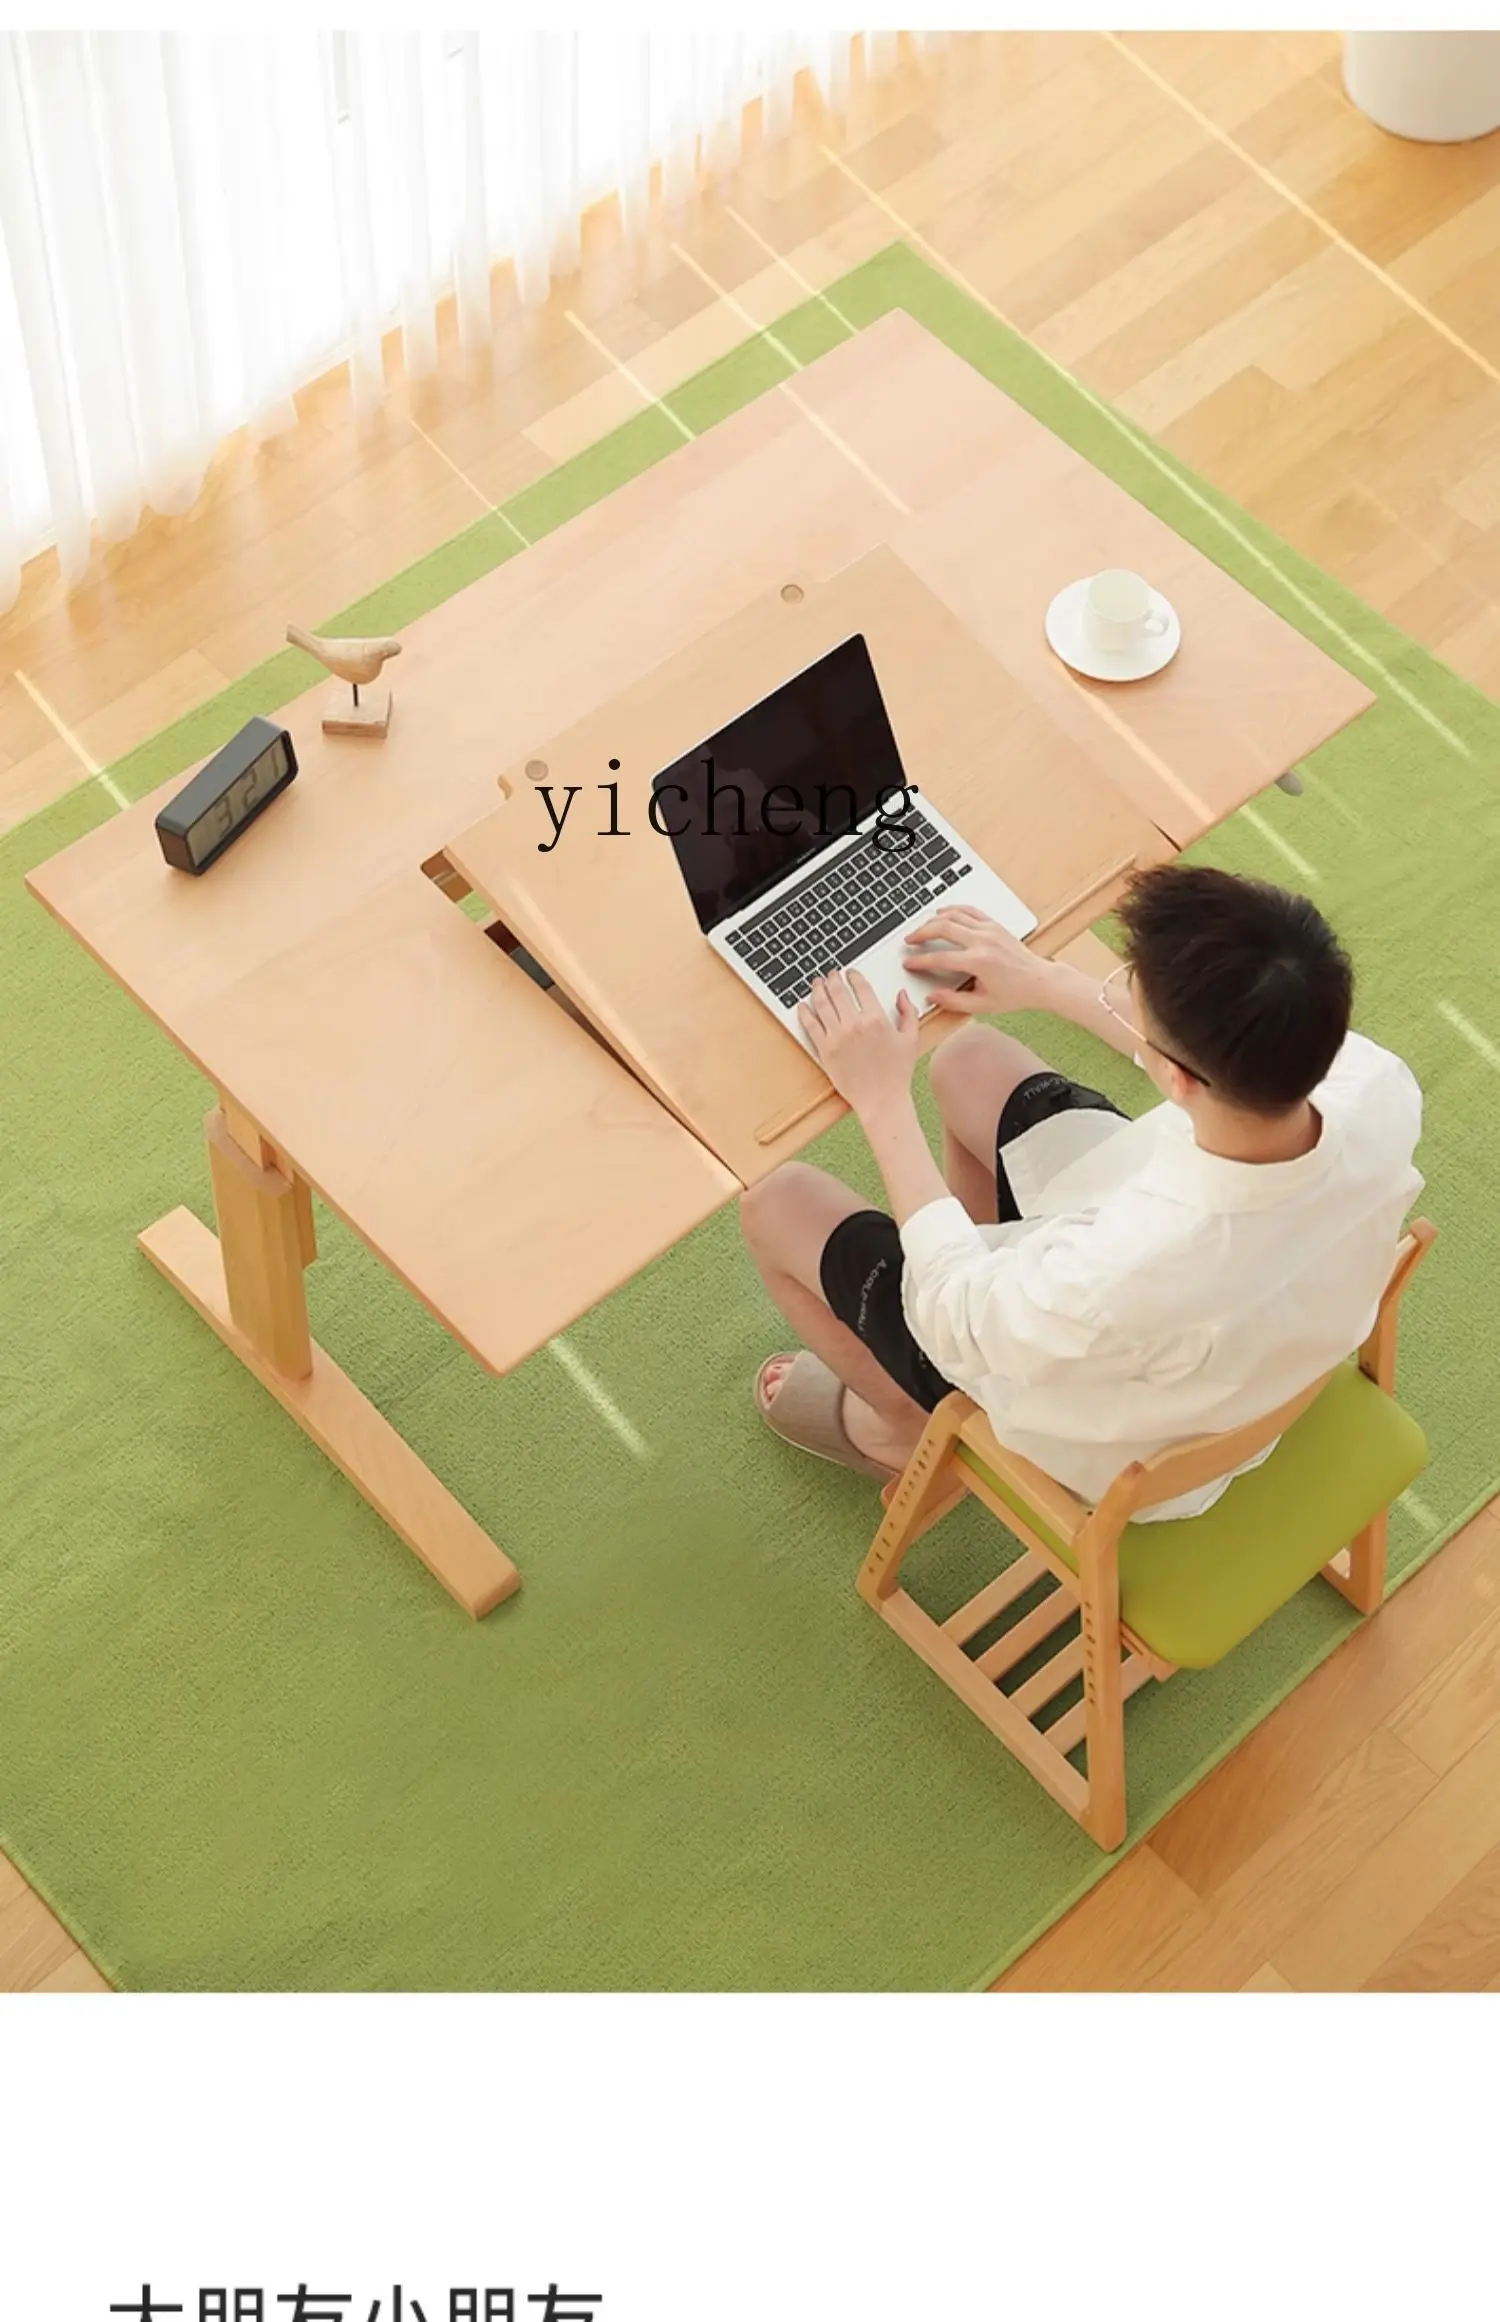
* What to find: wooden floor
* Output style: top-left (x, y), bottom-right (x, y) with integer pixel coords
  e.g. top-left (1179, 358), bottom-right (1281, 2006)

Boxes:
top-left (4, 30), bottom-right (1499, 1992)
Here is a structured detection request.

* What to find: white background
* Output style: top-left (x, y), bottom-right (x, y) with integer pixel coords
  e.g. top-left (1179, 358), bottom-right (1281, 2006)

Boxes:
top-left (3, 2000), bottom-right (1497, 2320)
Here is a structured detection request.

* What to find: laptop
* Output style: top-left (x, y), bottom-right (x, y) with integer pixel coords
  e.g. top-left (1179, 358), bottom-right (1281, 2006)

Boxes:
top-left (651, 631), bottom-right (1037, 1051)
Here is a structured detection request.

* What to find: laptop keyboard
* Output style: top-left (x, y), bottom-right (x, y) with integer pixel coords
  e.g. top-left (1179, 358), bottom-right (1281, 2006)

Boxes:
top-left (724, 811), bottom-right (965, 1011)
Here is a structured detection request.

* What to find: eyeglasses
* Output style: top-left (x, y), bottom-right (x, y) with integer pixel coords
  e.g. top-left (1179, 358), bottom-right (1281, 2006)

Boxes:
top-left (1099, 963), bottom-right (1211, 1087)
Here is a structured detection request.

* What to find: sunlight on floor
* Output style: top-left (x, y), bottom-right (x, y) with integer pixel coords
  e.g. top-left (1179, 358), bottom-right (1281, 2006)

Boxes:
top-left (1398, 1483), bottom-right (1438, 1530)
top-left (1239, 803), bottom-right (1320, 882)
top-left (13, 670), bottom-right (128, 809)
top-left (1436, 999), bottom-right (1500, 1070)
top-left (547, 1336), bottom-right (653, 1461)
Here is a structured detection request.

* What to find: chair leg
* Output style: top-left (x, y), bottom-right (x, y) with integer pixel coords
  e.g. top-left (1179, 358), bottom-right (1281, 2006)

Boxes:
top-left (1078, 1547), bottom-right (1128, 1852)
top-left (857, 1395), bottom-right (967, 1608)
top-left (1324, 1511), bottom-right (1388, 1616)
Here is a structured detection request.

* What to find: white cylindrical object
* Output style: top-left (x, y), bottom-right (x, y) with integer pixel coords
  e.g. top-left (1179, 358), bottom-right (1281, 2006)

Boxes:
top-left (1343, 31), bottom-right (1500, 143)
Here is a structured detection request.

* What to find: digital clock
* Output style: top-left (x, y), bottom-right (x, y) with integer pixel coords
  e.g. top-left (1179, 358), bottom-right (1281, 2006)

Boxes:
top-left (155, 716), bottom-right (298, 873)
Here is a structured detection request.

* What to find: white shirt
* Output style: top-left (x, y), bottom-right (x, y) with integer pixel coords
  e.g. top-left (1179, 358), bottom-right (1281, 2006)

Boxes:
top-left (899, 1033), bottom-right (1424, 1521)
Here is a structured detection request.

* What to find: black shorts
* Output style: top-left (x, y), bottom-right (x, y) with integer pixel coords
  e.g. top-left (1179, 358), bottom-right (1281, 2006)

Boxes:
top-left (818, 1069), bottom-right (1126, 1414)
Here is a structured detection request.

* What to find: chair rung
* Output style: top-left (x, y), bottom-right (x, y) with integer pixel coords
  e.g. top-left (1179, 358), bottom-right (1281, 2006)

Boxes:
top-left (881, 1589), bottom-right (1091, 1820)
top-left (942, 1551), bottom-right (1049, 1646)
top-left (974, 1584), bottom-right (1073, 1680)
top-left (1046, 1652), bottom-right (1157, 1757)
top-left (1009, 1635), bottom-right (1084, 1719)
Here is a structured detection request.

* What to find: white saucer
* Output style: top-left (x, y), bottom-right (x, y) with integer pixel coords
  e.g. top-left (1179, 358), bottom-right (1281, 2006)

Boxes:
top-left (1045, 578), bottom-right (1181, 682)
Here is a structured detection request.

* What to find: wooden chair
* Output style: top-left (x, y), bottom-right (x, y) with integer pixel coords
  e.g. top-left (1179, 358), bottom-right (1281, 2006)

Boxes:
top-left (857, 1219), bottom-right (1436, 1851)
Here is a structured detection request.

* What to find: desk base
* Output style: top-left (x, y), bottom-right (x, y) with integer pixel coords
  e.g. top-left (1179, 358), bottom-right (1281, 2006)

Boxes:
top-left (140, 1205), bottom-right (521, 1620)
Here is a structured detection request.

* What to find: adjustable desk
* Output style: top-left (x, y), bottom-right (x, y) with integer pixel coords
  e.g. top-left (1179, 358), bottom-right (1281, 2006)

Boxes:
top-left (26, 311), bottom-right (1374, 1618)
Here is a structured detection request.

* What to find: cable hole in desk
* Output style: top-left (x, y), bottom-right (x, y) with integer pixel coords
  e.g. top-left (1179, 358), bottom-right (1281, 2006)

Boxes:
top-left (524, 758), bottom-right (549, 783)
top-left (780, 583), bottom-right (804, 605)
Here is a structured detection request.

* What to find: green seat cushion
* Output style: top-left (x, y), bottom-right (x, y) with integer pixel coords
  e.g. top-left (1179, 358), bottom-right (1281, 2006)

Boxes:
top-left (956, 1362), bottom-right (1428, 1669)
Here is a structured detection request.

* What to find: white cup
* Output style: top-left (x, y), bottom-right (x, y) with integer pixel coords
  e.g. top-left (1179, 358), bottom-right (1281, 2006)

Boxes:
top-left (1082, 568), bottom-right (1169, 656)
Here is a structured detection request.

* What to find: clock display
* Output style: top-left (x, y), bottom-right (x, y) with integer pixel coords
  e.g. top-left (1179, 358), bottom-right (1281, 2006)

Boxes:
top-left (156, 719), bottom-right (298, 874)
top-left (186, 735), bottom-right (290, 865)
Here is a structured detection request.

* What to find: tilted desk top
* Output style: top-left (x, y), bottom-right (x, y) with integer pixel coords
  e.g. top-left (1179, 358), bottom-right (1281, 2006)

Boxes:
top-left (445, 547), bottom-right (1173, 1183)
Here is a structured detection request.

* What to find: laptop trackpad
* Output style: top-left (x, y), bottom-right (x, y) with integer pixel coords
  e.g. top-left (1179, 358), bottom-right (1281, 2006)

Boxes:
top-left (858, 931), bottom-right (972, 1017)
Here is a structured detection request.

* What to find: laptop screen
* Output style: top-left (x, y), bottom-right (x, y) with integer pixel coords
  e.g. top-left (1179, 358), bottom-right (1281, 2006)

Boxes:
top-left (651, 632), bottom-right (911, 934)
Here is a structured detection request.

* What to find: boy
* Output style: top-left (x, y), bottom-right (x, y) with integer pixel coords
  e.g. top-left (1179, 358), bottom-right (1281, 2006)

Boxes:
top-left (741, 864), bottom-right (1423, 1519)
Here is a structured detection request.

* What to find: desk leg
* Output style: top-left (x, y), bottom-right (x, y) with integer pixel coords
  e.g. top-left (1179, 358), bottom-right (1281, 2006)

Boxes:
top-left (137, 1102), bottom-right (522, 1621)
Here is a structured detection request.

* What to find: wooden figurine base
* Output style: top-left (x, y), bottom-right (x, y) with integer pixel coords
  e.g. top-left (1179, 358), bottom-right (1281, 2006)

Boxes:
top-left (322, 686), bottom-right (393, 739)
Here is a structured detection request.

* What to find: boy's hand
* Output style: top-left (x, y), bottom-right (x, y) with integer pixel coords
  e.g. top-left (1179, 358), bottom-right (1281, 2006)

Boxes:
top-left (799, 970), bottom-right (920, 1117)
top-left (903, 906), bottom-right (1052, 1016)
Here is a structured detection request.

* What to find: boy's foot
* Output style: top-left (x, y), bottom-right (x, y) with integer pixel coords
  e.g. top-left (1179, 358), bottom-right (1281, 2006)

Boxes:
top-left (756, 1353), bottom-right (920, 1478)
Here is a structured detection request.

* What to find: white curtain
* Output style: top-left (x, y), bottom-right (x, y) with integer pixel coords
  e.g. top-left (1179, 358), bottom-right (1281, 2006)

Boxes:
top-left (0, 29), bottom-right (909, 613)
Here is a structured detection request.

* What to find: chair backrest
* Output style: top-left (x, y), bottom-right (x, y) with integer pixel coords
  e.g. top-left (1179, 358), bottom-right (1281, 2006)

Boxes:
top-left (1102, 1219), bottom-right (1434, 1524)
top-left (1115, 1366), bottom-right (1336, 1519)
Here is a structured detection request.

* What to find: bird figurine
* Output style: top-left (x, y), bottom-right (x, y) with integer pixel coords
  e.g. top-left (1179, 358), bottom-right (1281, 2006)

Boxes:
top-left (286, 623), bottom-right (403, 739)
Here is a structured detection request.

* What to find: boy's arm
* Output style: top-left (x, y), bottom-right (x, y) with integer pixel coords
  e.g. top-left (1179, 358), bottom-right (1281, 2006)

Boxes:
top-left (798, 969), bottom-right (1105, 1387)
top-left (904, 913), bottom-right (1139, 1060)
top-left (793, 970), bottom-right (978, 1229)
top-left (1035, 959), bottom-right (1140, 1060)
top-left (858, 1090), bottom-right (953, 1228)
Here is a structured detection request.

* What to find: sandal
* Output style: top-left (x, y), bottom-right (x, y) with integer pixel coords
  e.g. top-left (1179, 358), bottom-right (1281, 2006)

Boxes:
top-left (755, 1352), bottom-right (896, 1480)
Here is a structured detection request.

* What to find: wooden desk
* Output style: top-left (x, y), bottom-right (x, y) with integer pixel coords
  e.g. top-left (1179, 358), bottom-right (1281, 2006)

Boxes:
top-left (26, 838), bottom-right (735, 1613)
top-left (26, 306), bottom-right (1374, 1620)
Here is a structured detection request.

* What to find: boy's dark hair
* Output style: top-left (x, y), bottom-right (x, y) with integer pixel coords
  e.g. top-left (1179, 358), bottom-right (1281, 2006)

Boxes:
top-left (1116, 864), bottom-right (1353, 1113)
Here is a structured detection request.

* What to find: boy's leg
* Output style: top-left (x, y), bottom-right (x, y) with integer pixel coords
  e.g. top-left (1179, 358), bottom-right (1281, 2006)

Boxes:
top-left (739, 1162), bottom-right (931, 1472)
top-left (928, 1024), bottom-right (1053, 1223)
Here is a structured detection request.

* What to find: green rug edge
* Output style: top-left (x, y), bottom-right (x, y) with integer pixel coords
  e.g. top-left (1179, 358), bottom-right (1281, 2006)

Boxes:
top-left (7, 239), bottom-right (1481, 1991)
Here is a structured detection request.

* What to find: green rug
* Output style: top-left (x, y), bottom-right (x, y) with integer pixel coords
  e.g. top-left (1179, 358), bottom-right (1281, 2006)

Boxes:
top-left (2, 244), bottom-right (1496, 1990)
